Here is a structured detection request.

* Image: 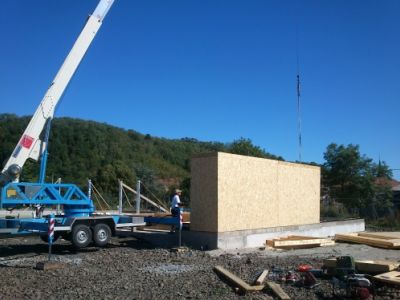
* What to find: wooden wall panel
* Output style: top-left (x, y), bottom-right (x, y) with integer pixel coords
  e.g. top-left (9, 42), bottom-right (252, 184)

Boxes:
top-left (190, 154), bottom-right (219, 232)
top-left (277, 162), bottom-right (320, 227)
top-left (190, 152), bottom-right (320, 233)
top-left (217, 152), bottom-right (279, 232)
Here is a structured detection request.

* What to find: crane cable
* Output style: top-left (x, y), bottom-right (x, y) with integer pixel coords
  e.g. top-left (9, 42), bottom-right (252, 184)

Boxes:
top-left (121, 186), bottom-right (134, 208)
top-left (90, 182), bottom-right (111, 210)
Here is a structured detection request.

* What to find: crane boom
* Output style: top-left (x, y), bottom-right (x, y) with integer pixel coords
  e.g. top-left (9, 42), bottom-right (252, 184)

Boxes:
top-left (1, 0), bottom-right (114, 183)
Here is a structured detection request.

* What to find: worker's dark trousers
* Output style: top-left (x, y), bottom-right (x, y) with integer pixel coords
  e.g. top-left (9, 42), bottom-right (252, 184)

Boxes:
top-left (171, 207), bottom-right (180, 217)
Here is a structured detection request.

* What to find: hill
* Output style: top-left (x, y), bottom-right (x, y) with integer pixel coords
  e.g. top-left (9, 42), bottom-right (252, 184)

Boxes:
top-left (0, 114), bottom-right (282, 206)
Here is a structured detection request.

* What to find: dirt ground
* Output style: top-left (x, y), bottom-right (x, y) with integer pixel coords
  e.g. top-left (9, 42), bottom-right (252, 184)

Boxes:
top-left (0, 234), bottom-right (399, 300)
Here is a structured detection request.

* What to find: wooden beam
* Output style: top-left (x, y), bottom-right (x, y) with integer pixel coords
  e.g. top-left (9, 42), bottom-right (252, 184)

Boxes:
top-left (374, 271), bottom-right (400, 285)
top-left (266, 236), bottom-right (334, 249)
top-left (323, 258), bottom-right (400, 274)
top-left (335, 233), bottom-right (400, 249)
top-left (358, 232), bottom-right (400, 240)
top-left (254, 270), bottom-right (269, 285)
top-left (213, 266), bottom-right (265, 292)
top-left (266, 282), bottom-right (290, 300)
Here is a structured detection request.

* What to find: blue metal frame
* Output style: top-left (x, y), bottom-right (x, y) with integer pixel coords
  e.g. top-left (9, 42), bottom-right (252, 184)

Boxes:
top-left (144, 216), bottom-right (180, 225)
top-left (1, 182), bottom-right (95, 217)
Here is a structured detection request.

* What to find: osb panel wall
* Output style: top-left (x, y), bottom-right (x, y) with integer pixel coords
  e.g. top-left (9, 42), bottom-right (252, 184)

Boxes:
top-left (277, 162), bottom-right (320, 227)
top-left (190, 154), bottom-right (219, 232)
top-left (190, 152), bottom-right (320, 233)
top-left (217, 153), bottom-right (280, 232)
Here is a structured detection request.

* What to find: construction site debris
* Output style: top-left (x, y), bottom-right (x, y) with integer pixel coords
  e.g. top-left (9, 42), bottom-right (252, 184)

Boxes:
top-left (213, 265), bottom-right (265, 292)
top-left (266, 281), bottom-right (291, 299)
top-left (266, 235), bottom-right (335, 249)
top-left (2, 236), bottom-right (400, 299)
top-left (335, 232), bottom-right (400, 249)
top-left (35, 261), bottom-right (65, 271)
top-left (254, 269), bottom-right (269, 285)
top-left (324, 258), bottom-right (400, 274)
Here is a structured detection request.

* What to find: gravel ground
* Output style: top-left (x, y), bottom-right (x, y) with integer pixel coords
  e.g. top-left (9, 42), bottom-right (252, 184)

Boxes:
top-left (0, 234), bottom-right (399, 300)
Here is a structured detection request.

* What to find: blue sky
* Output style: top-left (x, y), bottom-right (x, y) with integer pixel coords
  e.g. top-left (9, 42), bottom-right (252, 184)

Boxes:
top-left (1, 0), bottom-right (399, 178)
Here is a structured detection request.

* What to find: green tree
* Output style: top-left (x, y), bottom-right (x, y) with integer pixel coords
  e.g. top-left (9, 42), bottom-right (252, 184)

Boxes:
top-left (228, 137), bottom-right (282, 160)
top-left (322, 143), bottom-right (393, 218)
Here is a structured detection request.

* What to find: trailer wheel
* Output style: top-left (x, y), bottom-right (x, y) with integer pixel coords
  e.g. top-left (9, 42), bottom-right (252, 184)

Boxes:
top-left (93, 223), bottom-right (111, 247)
top-left (72, 224), bottom-right (92, 248)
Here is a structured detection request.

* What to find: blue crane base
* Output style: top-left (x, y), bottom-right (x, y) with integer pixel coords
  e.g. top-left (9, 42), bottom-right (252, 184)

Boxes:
top-left (1, 182), bottom-right (94, 218)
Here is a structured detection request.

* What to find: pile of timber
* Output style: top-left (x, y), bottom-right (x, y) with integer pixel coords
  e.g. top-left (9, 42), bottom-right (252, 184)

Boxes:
top-left (334, 232), bottom-right (400, 249)
top-left (266, 235), bottom-right (335, 249)
top-left (323, 258), bottom-right (400, 274)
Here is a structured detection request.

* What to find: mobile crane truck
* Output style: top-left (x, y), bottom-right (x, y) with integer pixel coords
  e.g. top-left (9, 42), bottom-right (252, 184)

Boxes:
top-left (0, 0), bottom-right (162, 248)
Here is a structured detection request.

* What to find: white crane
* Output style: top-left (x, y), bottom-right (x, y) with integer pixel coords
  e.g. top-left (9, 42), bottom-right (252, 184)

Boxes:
top-left (0, 0), bottom-right (114, 184)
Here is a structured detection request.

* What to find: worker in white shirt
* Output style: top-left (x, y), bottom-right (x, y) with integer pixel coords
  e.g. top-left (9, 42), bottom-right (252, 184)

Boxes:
top-left (171, 189), bottom-right (182, 217)
top-left (170, 189), bottom-right (182, 232)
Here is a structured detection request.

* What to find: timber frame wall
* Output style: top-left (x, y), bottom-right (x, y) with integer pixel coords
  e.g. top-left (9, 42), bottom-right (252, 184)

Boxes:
top-left (190, 152), bottom-right (320, 233)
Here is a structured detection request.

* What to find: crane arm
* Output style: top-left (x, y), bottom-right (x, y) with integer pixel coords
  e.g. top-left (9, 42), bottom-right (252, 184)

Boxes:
top-left (1, 0), bottom-right (114, 183)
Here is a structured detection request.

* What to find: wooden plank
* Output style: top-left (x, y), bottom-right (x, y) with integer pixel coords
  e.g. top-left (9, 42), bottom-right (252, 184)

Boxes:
top-left (273, 238), bottom-right (332, 247)
top-left (287, 235), bottom-right (322, 240)
top-left (374, 271), bottom-right (400, 285)
top-left (357, 261), bottom-right (400, 274)
top-left (254, 270), bottom-right (269, 286)
top-left (213, 266), bottom-right (265, 292)
top-left (320, 240), bottom-right (336, 246)
top-left (335, 233), bottom-right (400, 249)
top-left (267, 282), bottom-right (290, 300)
top-left (358, 232), bottom-right (400, 240)
top-left (323, 258), bottom-right (400, 274)
top-left (267, 236), bottom-right (334, 249)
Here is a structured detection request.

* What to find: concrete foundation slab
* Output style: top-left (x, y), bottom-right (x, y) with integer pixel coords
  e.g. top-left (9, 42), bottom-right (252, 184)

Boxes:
top-left (187, 219), bottom-right (365, 250)
top-left (130, 219), bottom-right (365, 250)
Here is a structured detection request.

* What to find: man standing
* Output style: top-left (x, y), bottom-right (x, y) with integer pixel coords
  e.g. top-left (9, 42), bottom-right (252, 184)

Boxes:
top-left (171, 189), bottom-right (182, 217)
top-left (170, 189), bottom-right (182, 232)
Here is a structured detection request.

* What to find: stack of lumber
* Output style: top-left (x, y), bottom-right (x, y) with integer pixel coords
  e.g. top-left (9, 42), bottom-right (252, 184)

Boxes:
top-left (323, 258), bottom-right (400, 274)
top-left (266, 235), bottom-right (335, 249)
top-left (334, 232), bottom-right (400, 249)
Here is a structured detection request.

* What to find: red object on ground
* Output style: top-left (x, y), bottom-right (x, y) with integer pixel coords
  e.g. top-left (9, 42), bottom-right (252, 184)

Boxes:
top-left (355, 287), bottom-right (370, 300)
top-left (298, 264), bottom-right (313, 272)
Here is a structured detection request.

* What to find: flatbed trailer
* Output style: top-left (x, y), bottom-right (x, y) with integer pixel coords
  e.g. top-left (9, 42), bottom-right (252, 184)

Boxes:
top-left (0, 213), bottom-right (146, 247)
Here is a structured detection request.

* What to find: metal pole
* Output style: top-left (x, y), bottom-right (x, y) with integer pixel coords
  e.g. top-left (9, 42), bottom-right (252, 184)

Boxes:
top-left (39, 118), bottom-right (52, 183)
top-left (118, 180), bottom-right (123, 214)
top-left (57, 178), bottom-right (62, 214)
top-left (136, 180), bottom-right (141, 214)
top-left (88, 179), bottom-right (92, 199)
top-left (178, 208), bottom-right (182, 247)
top-left (48, 214), bottom-right (55, 261)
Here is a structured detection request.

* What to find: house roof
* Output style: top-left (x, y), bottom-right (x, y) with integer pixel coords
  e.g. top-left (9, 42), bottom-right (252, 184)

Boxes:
top-left (375, 177), bottom-right (400, 190)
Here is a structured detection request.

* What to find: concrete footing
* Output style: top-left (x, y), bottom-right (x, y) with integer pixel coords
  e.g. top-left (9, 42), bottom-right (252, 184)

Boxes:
top-left (132, 219), bottom-right (365, 250)
top-left (185, 219), bottom-right (365, 250)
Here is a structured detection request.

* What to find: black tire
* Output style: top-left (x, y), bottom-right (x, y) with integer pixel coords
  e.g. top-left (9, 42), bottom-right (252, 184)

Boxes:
top-left (92, 223), bottom-right (112, 247)
top-left (72, 224), bottom-right (92, 248)
top-left (39, 233), bottom-right (59, 243)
